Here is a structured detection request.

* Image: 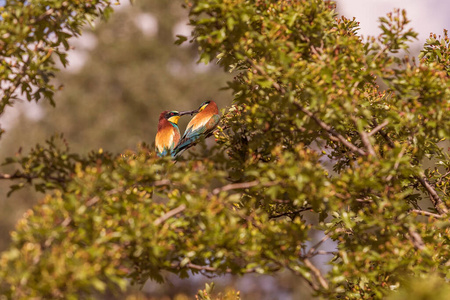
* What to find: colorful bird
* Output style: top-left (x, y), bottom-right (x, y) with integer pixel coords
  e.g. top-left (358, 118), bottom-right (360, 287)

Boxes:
top-left (155, 110), bottom-right (195, 157)
top-left (174, 100), bottom-right (220, 156)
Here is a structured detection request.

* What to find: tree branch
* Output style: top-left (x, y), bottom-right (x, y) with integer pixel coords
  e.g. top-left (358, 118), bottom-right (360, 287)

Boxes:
top-left (0, 172), bottom-right (34, 180)
top-left (170, 261), bottom-right (280, 275)
top-left (410, 209), bottom-right (443, 219)
top-left (416, 174), bottom-right (448, 215)
top-left (436, 170), bottom-right (450, 186)
top-left (406, 227), bottom-right (425, 251)
top-left (153, 204), bottom-right (187, 226)
top-left (351, 116), bottom-right (376, 156)
top-left (306, 233), bottom-right (331, 257)
top-left (293, 103), bottom-right (367, 156)
top-left (375, 124), bottom-right (449, 214)
top-left (212, 180), bottom-right (260, 195)
top-left (304, 258), bottom-right (329, 290)
top-left (269, 207), bottom-right (312, 219)
top-left (368, 120), bottom-right (389, 137)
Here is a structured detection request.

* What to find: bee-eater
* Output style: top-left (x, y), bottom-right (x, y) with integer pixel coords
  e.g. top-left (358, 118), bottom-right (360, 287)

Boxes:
top-left (174, 100), bottom-right (220, 155)
top-left (155, 110), bottom-right (195, 157)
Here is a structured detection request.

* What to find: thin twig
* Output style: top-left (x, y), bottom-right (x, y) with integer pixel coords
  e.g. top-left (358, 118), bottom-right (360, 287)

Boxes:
top-left (410, 209), bottom-right (443, 219)
top-left (436, 170), bottom-right (450, 186)
top-left (307, 233), bottom-right (331, 256)
top-left (315, 250), bottom-right (337, 256)
top-left (416, 175), bottom-right (448, 215)
top-left (294, 103), bottom-right (367, 156)
top-left (304, 258), bottom-right (329, 290)
top-left (376, 125), bottom-right (448, 214)
top-left (152, 179), bottom-right (171, 186)
top-left (368, 120), bottom-right (389, 137)
top-left (0, 173), bottom-right (33, 180)
top-left (407, 227), bottom-right (425, 251)
top-left (153, 204), bottom-right (187, 226)
top-left (0, 172), bottom-right (66, 183)
top-left (375, 123), bottom-right (395, 148)
top-left (33, 8), bottom-right (54, 23)
top-left (269, 207), bottom-right (312, 219)
top-left (286, 264), bottom-right (318, 290)
top-left (351, 116), bottom-right (376, 156)
top-left (170, 261), bottom-right (280, 274)
top-left (212, 180), bottom-right (260, 195)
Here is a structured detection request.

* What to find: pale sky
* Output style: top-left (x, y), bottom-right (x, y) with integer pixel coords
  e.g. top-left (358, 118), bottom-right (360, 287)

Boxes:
top-left (336, 0), bottom-right (450, 47)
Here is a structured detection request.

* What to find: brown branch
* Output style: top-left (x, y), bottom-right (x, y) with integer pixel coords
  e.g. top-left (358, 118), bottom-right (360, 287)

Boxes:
top-left (376, 125), bottom-right (448, 214)
top-left (0, 171), bottom-right (67, 183)
top-left (269, 207), bottom-right (312, 219)
top-left (285, 265), bottom-right (319, 290)
top-left (153, 204), bottom-right (187, 226)
top-left (184, 263), bottom-right (226, 272)
top-left (437, 170), bottom-right (450, 186)
top-left (212, 180), bottom-right (260, 195)
top-left (306, 233), bottom-right (331, 257)
top-left (351, 116), bottom-right (376, 156)
top-left (170, 261), bottom-right (280, 275)
top-left (245, 54), bottom-right (447, 215)
top-left (368, 120), bottom-right (389, 137)
top-left (0, 172), bottom-right (34, 180)
top-left (406, 227), bottom-right (425, 251)
top-left (294, 103), bottom-right (367, 156)
top-left (375, 121), bottom-right (395, 148)
top-left (33, 8), bottom-right (55, 23)
top-left (410, 209), bottom-right (443, 219)
top-left (152, 179), bottom-right (172, 186)
top-left (314, 250), bottom-right (337, 256)
top-left (304, 258), bottom-right (329, 290)
top-left (416, 175), bottom-right (448, 215)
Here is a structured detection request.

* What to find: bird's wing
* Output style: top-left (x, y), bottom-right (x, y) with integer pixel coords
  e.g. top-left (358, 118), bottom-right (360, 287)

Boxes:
top-left (204, 114), bottom-right (220, 134)
top-left (174, 114), bottom-right (220, 155)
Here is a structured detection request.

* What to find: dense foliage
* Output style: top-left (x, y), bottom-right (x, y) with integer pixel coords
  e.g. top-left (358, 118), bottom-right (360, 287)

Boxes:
top-left (0, 0), bottom-right (449, 299)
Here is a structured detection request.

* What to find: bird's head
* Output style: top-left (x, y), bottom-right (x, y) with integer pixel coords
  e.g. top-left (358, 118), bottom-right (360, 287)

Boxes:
top-left (198, 100), bottom-right (212, 112)
top-left (160, 110), bottom-right (196, 125)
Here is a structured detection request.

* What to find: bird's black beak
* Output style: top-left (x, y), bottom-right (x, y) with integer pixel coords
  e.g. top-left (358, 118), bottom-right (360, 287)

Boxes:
top-left (179, 109), bottom-right (198, 116)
